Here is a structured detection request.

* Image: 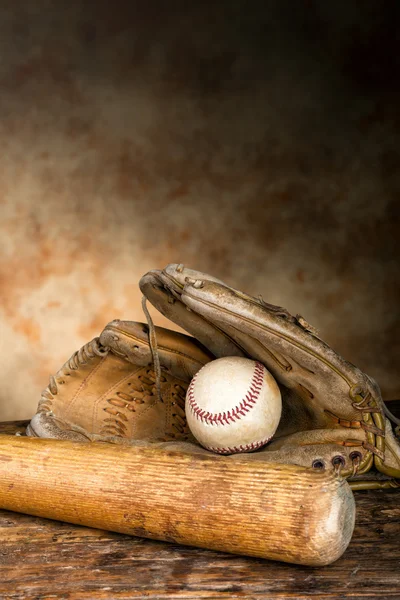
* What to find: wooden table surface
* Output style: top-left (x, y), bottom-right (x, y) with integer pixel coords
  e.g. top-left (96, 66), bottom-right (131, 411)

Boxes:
top-left (0, 421), bottom-right (399, 600)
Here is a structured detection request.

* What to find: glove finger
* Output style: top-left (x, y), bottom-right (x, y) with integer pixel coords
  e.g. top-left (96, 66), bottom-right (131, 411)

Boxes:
top-left (142, 264), bottom-right (400, 483)
top-left (181, 278), bottom-right (375, 421)
top-left (180, 277), bottom-right (398, 480)
top-left (139, 268), bottom-right (245, 358)
top-left (230, 428), bottom-right (373, 479)
top-left (99, 320), bottom-right (213, 380)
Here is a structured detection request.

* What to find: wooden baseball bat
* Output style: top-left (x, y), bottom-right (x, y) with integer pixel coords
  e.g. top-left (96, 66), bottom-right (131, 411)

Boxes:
top-left (0, 435), bottom-right (355, 566)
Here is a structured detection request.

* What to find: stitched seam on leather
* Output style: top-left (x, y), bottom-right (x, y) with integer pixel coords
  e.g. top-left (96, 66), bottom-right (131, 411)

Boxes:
top-left (157, 271), bottom-right (246, 353)
top-left (183, 292), bottom-right (377, 450)
top-left (96, 368), bottom-right (146, 405)
top-left (187, 362), bottom-right (264, 426)
top-left (105, 325), bottom-right (207, 368)
top-left (66, 355), bottom-right (108, 412)
top-left (162, 272), bottom-right (184, 291)
top-left (182, 292), bottom-right (356, 387)
top-left (204, 436), bottom-right (272, 454)
top-left (95, 368), bottom-right (157, 433)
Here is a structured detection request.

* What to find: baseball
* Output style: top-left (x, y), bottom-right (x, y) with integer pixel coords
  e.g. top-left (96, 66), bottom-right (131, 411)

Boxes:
top-left (185, 356), bottom-right (282, 454)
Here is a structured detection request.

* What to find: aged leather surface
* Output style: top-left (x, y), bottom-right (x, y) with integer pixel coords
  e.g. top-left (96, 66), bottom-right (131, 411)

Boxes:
top-left (139, 264), bottom-right (400, 487)
top-left (27, 321), bottom-right (213, 443)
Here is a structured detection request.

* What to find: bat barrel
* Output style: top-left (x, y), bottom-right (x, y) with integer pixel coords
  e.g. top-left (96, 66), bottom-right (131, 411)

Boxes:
top-left (0, 435), bottom-right (355, 566)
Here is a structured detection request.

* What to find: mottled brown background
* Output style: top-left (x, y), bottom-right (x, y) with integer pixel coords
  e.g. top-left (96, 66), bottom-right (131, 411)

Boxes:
top-left (1, 1), bottom-right (399, 420)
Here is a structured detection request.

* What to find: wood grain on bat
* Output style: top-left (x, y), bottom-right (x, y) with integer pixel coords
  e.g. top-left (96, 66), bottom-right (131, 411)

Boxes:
top-left (0, 436), bottom-right (355, 566)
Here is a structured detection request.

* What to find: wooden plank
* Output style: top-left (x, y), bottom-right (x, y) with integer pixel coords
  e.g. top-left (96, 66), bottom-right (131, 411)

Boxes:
top-left (0, 421), bottom-right (399, 599)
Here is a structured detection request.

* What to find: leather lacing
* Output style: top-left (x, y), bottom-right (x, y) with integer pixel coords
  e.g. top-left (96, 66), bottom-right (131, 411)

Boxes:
top-left (164, 381), bottom-right (189, 440)
top-left (312, 451), bottom-right (362, 477)
top-left (313, 386), bottom-right (389, 478)
top-left (350, 387), bottom-right (385, 457)
top-left (101, 369), bottom-right (160, 437)
top-left (323, 386), bottom-right (387, 478)
top-left (141, 296), bottom-right (162, 403)
top-left (39, 332), bottom-right (190, 441)
top-left (139, 297), bottom-right (191, 441)
top-left (101, 370), bottom-right (188, 439)
top-left (38, 338), bottom-right (110, 414)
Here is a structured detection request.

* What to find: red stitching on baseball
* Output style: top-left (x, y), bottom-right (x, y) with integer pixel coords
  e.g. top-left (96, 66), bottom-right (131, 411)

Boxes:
top-left (204, 436), bottom-right (272, 454)
top-left (187, 361), bottom-right (265, 426)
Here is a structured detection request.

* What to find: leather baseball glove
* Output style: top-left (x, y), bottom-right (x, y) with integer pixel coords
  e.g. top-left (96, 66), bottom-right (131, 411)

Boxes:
top-left (27, 320), bottom-right (213, 444)
top-left (27, 264), bottom-right (400, 491)
top-left (139, 263), bottom-right (400, 490)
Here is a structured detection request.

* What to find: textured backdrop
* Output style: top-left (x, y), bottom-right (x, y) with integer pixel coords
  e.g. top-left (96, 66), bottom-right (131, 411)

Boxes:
top-left (1, 1), bottom-right (399, 420)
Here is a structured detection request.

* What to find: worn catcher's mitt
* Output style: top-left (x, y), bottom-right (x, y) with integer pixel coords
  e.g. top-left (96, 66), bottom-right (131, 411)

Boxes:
top-left (139, 264), bottom-right (400, 490)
